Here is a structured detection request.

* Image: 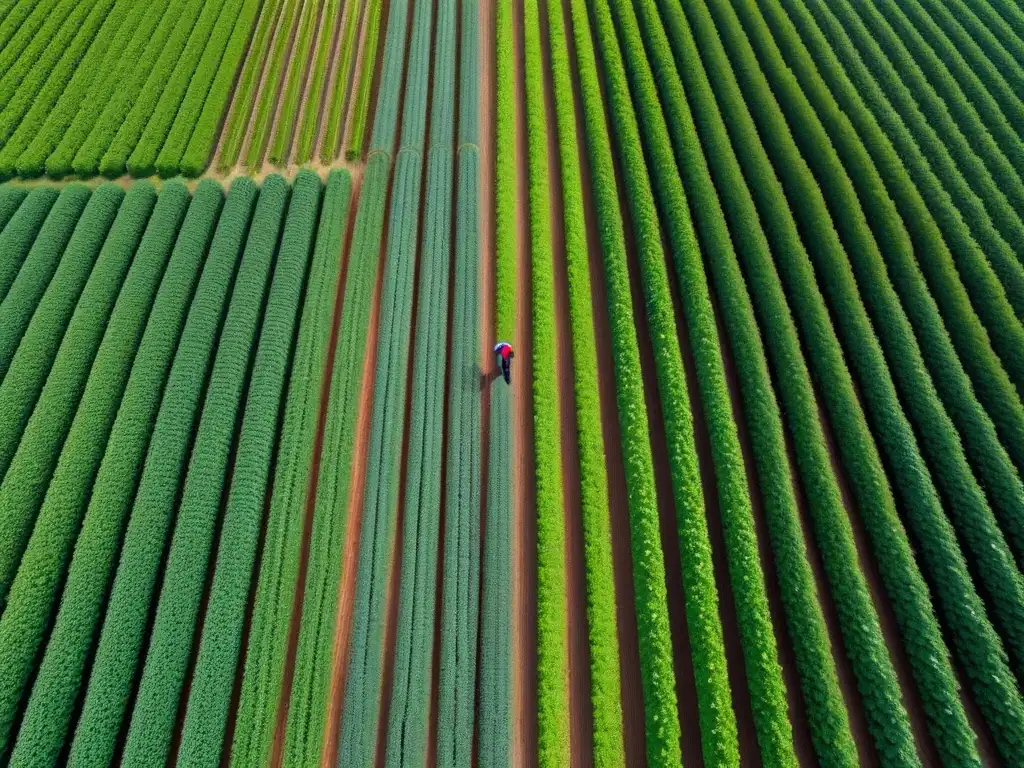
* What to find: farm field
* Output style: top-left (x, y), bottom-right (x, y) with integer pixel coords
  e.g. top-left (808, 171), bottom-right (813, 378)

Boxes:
top-left (1, 0), bottom-right (1024, 765)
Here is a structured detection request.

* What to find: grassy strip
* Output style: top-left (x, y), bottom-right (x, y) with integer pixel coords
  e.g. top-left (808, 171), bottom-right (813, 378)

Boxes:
top-left (160, 178), bottom-right (288, 768)
top-left (127, 0), bottom-right (241, 176)
top-left (114, 182), bottom-right (267, 767)
top-left (225, 171), bottom-right (324, 767)
top-left (620, 0), bottom-right (799, 763)
top-left (0, 182), bottom-right (219, 765)
top-left (277, 171), bottom-right (354, 766)
top-left (0, 185), bottom-right (91, 381)
top-left (296, 0), bottom-right (342, 163)
top-left (519, 0), bottom-right (567, 761)
top-left (0, 186), bottom-right (118, 418)
top-left (9, 180), bottom-right (251, 768)
top-left (545, 0), bottom-right (625, 762)
top-left (344, 0), bottom-right (385, 158)
top-left (43, 0), bottom-right (168, 177)
top-left (382, 0), bottom-right (455, 759)
top-left (267, 0), bottom-right (320, 164)
top-left (70, 0), bottom-right (180, 176)
top-left (320, 0), bottom-right (365, 162)
top-left (478, 0), bottom-right (512, 762)
top-left (566, 0), bottom-right (691, 764)
top-left (99, 0), bottom-right (219, 176)
top-left (0, 188), bottom-right (57, 302)
top-left (175, 0), bottom-right (266, 176)
top-left (802, 1), bottom-right (1024, 398)
top-left (0, 0), bottom-right (119, 172)
top-left (216, 0), bottom-right (287, 170)
top-left (12, 0), bottom-right (140, 178)
top-left (244, 0), bottom-right (304, 168)
top-left (670, 0), bottom-right (994, 763)
top-left (58, 185), bottom-right (225, 768)
top-left (777, 0), bottom-right (1024, 460)
top-left (839, 0), bottom-right (1024, 316)
top-left (0, 185), bottom-right (28, 233)
top-left (703, 0), bottom-right (1024, 687)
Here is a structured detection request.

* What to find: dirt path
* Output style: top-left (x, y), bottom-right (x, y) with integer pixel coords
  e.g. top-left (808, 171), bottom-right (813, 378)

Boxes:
top-left (511, 0), bottom-right (538, 762)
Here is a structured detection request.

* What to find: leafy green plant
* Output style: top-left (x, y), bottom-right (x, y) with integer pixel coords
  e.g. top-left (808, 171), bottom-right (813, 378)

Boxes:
top-left (267, 0), bottom-right (319, 164)
top-left (345, 0), bottom-right (385, 158)
top-left (0, 187), bottom-right (57, 301)
top-left (319, 0), bottom-right (365, 163)
top-left (295, 0), bottom-right (342, 164)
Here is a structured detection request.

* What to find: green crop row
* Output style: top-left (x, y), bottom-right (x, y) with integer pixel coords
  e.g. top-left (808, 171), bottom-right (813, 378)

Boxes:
top-left (478, 0), bottom-right (513, 764)
top-left (99, 0), bottom-right (216, 176)
top-left (169, 178), bottom-right (289, 768)
top-left (126, 0), bottom-right (238, 177)
top-left (345, 0), bottom-right (385, 158)
top-left (566, 0), bottom-right (686, 766)
top-left (60, 183), bottom-right (223, 765)
top-left (244, 0), bottom-right (303, 168)
top-left (204, 172), bottom-right (319, 768)
top-left (365, 0), bottom-right (410, 156)
top-left (595, 0), bottom-right (742, 762)
top-left (10, 0), bottom-right (136, 177)
top-left (520, 0), bottom-right (567, 762)
top-left (296, 0), bottom-right (341, 164)
top-left (42, 0), bottom-right (161, 177)
top-left (71, 0), bottom-right (182, 176)
top-left (0, 0), bottom-right (118, 174)
top-left (705, 0), bottom-right (1024, 696)
top-left (961, 0), bottom-right (1024, 92)
top-left (216, 0), bottom-right (285, 170)
top-left (0, 188), bottom-right (56, 301)
top-left (673, 0), bottom-right (1024, 762)
top-left (118, 182), bottom-right (261, 767)
top-left (801, 0), bottom-right (1024, 396)
top-left (545, 0), bottom-right (624, 764)
top-left (338, 150), bottom-right (424, 768)
top-left (0, 185), bottom-right (91, 383)
top-left (0, 0), bottom-right (88, 114)
top-left (0, 185), bottom-right (28, 233)
top-left (622, 0), bottom-right (799, 763)
top-left (383, 0), bottom-right (455, 760)
top-left (176, 0), bottom-right (266, 175)
top-left (280, 171), bottom-right (354, 767)
top-left (886, 0), bottom-right (1024, 177)
top-left (840, 0), bottom-right (1024, 316)
top-left (320, 0), bottom-right (365, 163)
top-left (2, 182), bottom-right (219, 767)
top-left (0, 0), bottom-right (60, 55)
top-left (267, 0), bottom-right (319, 164)
top-left (774, 0), bottom-right (1024, 467)
top-left (662, 12), bottom-right (857, 759)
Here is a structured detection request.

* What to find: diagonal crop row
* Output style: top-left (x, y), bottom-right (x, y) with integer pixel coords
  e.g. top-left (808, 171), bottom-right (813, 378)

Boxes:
top-left (116, 181), bottom-right (264, 768)
top-left (0, 188), bottom-right (57, 303)
top-left (61, 182), bottom-right (224, 768)
top-left (0, 185), bottom-right (28, 234)
top-left (168, 178), bottom-right (289, 768)
top-left (320, 0), bottom-right (366, 162)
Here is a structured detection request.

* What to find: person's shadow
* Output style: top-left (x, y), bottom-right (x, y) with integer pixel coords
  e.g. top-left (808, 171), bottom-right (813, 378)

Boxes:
top-left (480, 365), bottom-right (503, 390)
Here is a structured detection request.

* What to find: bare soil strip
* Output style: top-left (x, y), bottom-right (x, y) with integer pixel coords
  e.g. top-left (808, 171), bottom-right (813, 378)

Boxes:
top-left (816, 399), bottom-right (939, 766)
top-left (511, 0), bottom-right (538, 762)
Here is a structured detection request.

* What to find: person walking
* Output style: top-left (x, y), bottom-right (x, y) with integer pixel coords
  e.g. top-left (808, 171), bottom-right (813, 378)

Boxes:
top-left (494, 341), bottom-right (514, 385)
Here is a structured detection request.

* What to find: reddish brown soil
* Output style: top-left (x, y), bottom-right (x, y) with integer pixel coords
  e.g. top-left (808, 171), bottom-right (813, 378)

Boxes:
top-left (511, 0), bottom-right (538, 762)
top-left (816, 398), bottom-right (939, 766)
top-left (534, 0), bottom-right (594, 764)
